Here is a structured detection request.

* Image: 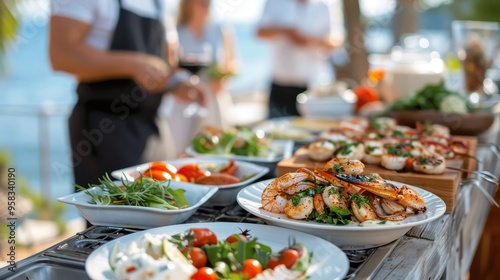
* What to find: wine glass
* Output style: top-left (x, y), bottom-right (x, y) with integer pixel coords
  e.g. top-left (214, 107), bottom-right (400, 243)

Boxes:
top-left (452, 20), bottom-right (500, 107)
top-left (178, 43), bottom-right (213, 118)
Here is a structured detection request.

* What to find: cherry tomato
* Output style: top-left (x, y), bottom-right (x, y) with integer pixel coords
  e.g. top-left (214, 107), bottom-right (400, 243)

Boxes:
top-left (190, 228), bottom-right (218, 247)
top-left (142, 169), bottom-right (173, 180)
top-left (242, 259), bottom-right (262, 278)
top-left (191, 267), bottom-right (217, 280)
top-left (181, 247), bottom-right (207, 269)
top-left (280, 249), bottom-right (300, 269)
top-left (149, 161), bottom-right (178, 177)
top-left (177, 164), bottom-right (209, 182)
top-left (225, 233), bottom-right (250, 244)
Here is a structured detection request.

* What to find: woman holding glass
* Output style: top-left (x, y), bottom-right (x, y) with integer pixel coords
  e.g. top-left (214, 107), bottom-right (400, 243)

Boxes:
top-left (161, 0), bottom-right (238, 156)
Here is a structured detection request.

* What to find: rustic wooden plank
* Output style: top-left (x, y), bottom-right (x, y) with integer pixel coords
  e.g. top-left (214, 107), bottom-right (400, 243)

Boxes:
top-left (406, 214), bottom-right (450, 241)
top-left (374, 235), bottom-right (449, 280)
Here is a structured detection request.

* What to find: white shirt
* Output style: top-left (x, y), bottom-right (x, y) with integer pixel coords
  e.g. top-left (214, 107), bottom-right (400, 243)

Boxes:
top-left (258, 0), bottom-right (343, 85)
top-left (50, 0), bottom-right (174, 50)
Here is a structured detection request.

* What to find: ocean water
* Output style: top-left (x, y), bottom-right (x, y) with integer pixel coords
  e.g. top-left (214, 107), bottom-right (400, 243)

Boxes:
top-left (0, 19), bottom-right (271, 220)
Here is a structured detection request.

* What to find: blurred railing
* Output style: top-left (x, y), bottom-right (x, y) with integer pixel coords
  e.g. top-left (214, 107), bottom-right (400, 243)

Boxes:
top-left (0, 103), bottom-right (73, 199)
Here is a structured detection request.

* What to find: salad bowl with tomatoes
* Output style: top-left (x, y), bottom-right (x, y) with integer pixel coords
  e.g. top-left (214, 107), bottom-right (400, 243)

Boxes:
top-left (111, 158), bottom-right (269, 207)
top-left (85, 223), bottom-right (349, 280)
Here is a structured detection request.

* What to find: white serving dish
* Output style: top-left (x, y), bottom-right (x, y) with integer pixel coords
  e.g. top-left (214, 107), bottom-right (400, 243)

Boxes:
top-left (85, 222), bottom-right (350, 280)
top-left (253, 118), bottom-right (316, 145)
top-left (184, 139), bottom-right (294, 175)
top-left (296, 90), bottom-right (356, 118)
top-left (111, 158), bottom-right (269, 207)
top-left (237, 179), bottom-right (446, 249)
top-left (57, 182), bottom-right (218, 229)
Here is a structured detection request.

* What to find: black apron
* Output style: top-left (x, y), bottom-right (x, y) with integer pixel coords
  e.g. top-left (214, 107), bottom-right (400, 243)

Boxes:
top-left (69, 0), bottom-right (165, 188)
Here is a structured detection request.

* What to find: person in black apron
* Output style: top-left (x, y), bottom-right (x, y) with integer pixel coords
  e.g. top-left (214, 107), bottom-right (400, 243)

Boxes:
top-left (51, 0), bottom-right (202, 190)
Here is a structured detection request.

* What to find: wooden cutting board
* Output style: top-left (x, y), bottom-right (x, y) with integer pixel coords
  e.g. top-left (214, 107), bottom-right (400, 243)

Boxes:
top-left (277, 147), bottom-right (474, 214)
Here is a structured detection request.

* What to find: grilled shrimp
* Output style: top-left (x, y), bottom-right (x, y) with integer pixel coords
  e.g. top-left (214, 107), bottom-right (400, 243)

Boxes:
top-left (313, 193), bottom-right (326, 217)
top-left (261, 172), bottom-right (316, 213)
top-left (335, 174), bottom-right (426, 212)
top-left (308, 139), bottom-right (336, 162)
top-left (350, 192), bottom-right (378, 222)
top-left (324, 158), bottom-right (365, 175)
top-left (284, 196), bottom-right (314, 220)
top-left (412, 154), bottom-right (446, 174)
top-left (322, 186), bottom-right (348, 209)
top-left (369, 195), bottom-right (407, 221)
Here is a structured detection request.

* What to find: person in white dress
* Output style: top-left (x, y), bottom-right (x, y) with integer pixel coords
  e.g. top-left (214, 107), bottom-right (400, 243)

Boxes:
top-left (160, 0), bottom-right (237, 156)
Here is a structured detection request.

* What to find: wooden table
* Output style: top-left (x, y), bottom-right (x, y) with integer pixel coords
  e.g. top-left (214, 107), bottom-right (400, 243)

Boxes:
top-left (370, 143), bottom-right (499, 280)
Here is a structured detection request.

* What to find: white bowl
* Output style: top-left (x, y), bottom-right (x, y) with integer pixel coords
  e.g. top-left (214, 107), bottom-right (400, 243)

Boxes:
top-left (111, 158), bottom-right (269, 207)
top-left (57, 181), bottom-right (218, 229)
top-left (296, 90), bottom-right (356, 118)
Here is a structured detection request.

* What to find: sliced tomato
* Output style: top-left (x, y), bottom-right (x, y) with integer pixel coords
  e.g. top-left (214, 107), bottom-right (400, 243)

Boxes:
top-left (174, 173), bottom-right (189, 182)
top-left (219, 160), bottom-right (238, 175)
top-left (177, 164), bottom-right (209, 182)
top-left (149, 161), bottom-right (177, 177)
top-left (142, 169), bottom-right (173, 181)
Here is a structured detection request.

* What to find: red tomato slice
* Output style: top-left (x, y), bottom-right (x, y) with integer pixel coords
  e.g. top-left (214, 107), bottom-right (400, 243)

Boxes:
top-left (149, 161), bottom-right (177, 177)
top-left (142, 169), bottom-right (173, 181)
top-left (177, 164), bottom-right (209, 182)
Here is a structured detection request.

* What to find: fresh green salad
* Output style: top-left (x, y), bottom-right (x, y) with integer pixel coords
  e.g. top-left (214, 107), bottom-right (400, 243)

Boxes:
top-left (191, 127), bottom-right (272, 157)
top-left (386, 80), bottom-right (483, 114)
top-left (76, 174), bottom-right (189, 210)
top-left (109, 227), bottom-right (311, 280)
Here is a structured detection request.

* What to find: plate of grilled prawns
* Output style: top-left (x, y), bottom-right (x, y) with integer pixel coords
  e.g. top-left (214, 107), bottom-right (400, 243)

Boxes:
top-left (237, 157), bottom-right (446, 249)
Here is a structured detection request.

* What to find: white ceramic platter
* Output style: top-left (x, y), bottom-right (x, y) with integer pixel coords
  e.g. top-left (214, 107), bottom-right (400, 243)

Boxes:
top-left (85, 222), bottom-right (349, 280)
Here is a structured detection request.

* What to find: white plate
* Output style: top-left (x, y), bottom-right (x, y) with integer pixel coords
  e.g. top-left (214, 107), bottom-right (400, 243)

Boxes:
top-left (253, 118), bottom-right (315, 144)
top-left (57, 182), bottom-right (218, 229)
top-left (237, 179), bottom-right (446, 249)
top-left (85, 222), bottom-right (349, 280)
top-left (111, 158), bottom-right (269, 207)
top-left (185, 139), bottom-right (294, 174)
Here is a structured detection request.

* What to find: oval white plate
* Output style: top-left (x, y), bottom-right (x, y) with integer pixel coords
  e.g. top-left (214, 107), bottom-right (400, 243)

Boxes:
top-left (85, 222), bottom-right (349, 280)
top-left (237, 179), bottom-right (446, 249)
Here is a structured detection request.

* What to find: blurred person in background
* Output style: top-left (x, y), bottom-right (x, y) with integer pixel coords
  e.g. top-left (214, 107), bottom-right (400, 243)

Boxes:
top-left (257, 0), bottom-right (344, 119)
top-left (161, 0), bottom-right (238, 156)
top-left (49, 0), bottom-right (205, 189)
